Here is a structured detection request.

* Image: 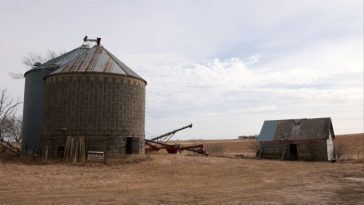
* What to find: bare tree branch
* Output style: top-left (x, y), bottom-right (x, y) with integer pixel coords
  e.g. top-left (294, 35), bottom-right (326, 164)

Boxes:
top-left (6, 116), bottom-right (22, 145)
top-left (8, 72), bottom-right (25, 79)
top-left (46, 49), bottom-right (59, 60)
top-left (22, 52), bottom-right (45, 68)
top-left (22, 50), bottom-right (67, 68)
top-left (335, 141), bottom-right (347, 161)
top-left (11, 50), bottom-right (67, 81)
top-left (0, 89), bottom-right (22, 140)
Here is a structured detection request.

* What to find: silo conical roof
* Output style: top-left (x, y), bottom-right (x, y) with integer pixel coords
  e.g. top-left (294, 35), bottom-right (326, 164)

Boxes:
top-left (24, 45), bottom-right (90, 76)
top-left (49, 45), bottom-right (146, 83)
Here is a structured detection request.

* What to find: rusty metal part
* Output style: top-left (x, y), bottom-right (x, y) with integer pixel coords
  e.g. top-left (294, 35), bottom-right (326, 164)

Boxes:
top-left (83, 36), bottom-right (101, 45)
top-left (144, 124), bottom-right (208, 155)
top-left (151, 123), bottom-right (192, 142)
top-left (166, 144), bottom-right (207, 155)
top-left (145, 140), bottom-right (207, 155)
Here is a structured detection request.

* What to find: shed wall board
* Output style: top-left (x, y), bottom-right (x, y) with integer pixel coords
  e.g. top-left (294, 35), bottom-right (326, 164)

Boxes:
top-left (260, 140), bottom-right (328, 161)
top-left (327, 129), bottom-right (335, 161)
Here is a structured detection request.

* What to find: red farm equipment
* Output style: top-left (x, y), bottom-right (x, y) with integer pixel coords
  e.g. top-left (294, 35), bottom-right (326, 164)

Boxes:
top-left (145, 124), bottom-right (208, 155)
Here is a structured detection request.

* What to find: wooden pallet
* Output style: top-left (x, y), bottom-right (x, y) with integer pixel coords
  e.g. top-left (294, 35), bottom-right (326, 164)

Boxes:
top-left (87, 151), bottom-right (105, 163)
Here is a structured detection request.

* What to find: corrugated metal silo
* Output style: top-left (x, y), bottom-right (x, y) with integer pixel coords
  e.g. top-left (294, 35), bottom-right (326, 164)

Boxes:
top-left (22, 46), bottom-right (90, 154)
top-left (42, 42), bottom-right (146, 159)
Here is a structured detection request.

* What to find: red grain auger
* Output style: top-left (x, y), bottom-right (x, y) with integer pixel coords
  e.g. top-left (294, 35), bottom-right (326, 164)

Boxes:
top-left (145, 124), bottom-right (208, 155)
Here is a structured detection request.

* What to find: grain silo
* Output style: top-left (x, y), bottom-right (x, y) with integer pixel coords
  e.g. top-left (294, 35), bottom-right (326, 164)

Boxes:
top-left (42, 39), bottom-right (146, 160)
top-left (22, 45), bottom-right (90, 154)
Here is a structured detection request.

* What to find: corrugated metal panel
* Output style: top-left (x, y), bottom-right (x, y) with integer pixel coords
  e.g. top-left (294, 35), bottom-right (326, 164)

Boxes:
top-left (47, 45), bottom-right (90, 68)
top-left (24, 45), bottom-right (90, 77)
top-left (104, 48), bottom-right (141, 78)
top-left (49, 45), bottom-right (145, 82)
top-left (257, 121), bottom-right (278, 141)
top-left (93, 52), bottom-right (109, 72)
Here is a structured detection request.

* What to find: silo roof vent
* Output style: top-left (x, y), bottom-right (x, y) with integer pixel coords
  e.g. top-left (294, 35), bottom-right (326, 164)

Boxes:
top-left (33, 62), bottom-right (42, 68)
top-left (83, 36), bottom-right (101, 46)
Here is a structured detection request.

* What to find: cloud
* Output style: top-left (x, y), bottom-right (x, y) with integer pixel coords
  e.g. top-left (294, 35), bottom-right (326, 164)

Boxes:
top-left (0, 1), bottom-right (362, 139)
top-left (139, 36), bottom-right (363, 138)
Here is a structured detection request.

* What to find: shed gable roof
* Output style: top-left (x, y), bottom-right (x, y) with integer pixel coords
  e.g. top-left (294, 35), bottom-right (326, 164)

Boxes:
top-left (257, 117), bottom-right (334, 141)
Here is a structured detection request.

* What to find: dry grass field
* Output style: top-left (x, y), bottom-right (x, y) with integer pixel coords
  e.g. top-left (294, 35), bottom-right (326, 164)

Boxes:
top-left (0, 133), bottom-right (363, 205)
top-left (335, 133), bottom-right (364, 161)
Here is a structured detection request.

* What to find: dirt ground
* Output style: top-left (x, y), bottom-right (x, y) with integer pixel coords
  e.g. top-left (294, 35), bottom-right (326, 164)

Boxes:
top-left (0, 134), bottom-right (363, 205)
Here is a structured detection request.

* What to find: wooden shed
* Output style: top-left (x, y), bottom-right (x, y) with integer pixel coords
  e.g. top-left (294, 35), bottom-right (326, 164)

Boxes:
top-left (257, 118), bottom-right (335, 162)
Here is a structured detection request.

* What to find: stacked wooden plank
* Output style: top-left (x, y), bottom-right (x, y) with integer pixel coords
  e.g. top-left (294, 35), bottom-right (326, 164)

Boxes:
top-left (87, 151), bottom-right (105, 163)
top-left (63, 136), bottom-right (86, 163)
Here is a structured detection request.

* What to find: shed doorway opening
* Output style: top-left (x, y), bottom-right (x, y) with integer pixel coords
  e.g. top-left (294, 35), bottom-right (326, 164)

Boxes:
top-left (57, 146), bottom-right (65, 158)
top-left (290, 144), bottom-right (297, 160)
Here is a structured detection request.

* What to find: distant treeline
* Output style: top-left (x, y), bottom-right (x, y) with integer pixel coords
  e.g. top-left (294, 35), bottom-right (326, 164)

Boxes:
top-left (238, 135), bottom-right (257, 140)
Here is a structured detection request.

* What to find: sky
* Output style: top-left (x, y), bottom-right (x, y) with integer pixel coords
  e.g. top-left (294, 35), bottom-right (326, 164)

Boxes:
top-left (0, 0), bottom-right (363, 139)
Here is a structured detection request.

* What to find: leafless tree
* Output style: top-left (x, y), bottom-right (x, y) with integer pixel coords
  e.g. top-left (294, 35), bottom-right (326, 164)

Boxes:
top-left (21, 49), bottom-right (63, 68)
top-left (334, 141), bottom-right (347, 161)
top-left (9, 50), bottom-right (66, 79)
top-left (8, 72), bottom-right (24, 79)
top-left (6, 116), bottom-right (22, 145)
top-left (0, 89), bottom-right (21, 140)
top-left (21, 52), bottom-right (46, 68)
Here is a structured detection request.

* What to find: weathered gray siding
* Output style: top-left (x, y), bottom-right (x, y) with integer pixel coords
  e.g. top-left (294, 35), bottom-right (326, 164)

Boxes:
top-left (260, 140), bottom-right (328, 161)
top-left (296, 142), bottom-right (328, 161)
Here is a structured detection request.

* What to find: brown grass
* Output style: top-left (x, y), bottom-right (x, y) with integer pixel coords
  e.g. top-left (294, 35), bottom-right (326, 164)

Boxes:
top-left (175, 139), bottom-right (258, 158)
top-left (0, 134), bottom-right (363, 204)
top-left (335, 133), bottom-right (364, 161)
